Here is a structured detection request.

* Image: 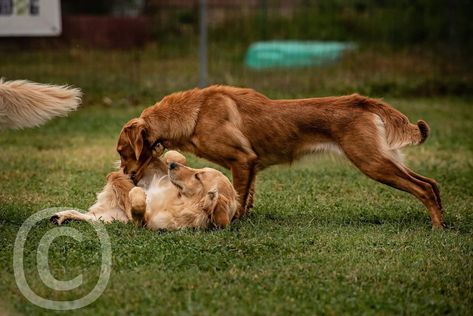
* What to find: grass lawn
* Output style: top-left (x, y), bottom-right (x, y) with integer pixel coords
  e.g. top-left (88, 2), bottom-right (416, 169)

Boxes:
top-left (0, 96), bottom-right (472, 315)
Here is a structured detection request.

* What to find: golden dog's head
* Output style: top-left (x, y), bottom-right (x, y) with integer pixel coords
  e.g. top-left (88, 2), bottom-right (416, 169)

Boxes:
top-left (117, 118), bottom-right (163, 183)
top-left (168, 162), bottom-right (238, 228)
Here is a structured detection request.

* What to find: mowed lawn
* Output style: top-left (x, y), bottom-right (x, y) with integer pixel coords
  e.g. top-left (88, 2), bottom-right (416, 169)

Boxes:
top-left (0, 97), bottom-right (472, 315)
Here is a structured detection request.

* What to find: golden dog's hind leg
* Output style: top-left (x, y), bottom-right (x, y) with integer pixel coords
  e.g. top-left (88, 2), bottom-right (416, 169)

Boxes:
top-left (128, 187), bottom-right (147, 226)
top-left (50, 210), bottom-right (99, 225)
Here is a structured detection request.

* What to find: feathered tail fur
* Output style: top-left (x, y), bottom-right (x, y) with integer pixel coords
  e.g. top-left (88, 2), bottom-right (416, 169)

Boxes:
top-left (354, 94), bottom-right (430, 149)
top-left (0, 79), bottom-right (82, 130)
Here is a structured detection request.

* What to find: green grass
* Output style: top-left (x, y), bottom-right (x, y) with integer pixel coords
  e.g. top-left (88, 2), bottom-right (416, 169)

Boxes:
top-left (0, 96), bottom-right (472, 315)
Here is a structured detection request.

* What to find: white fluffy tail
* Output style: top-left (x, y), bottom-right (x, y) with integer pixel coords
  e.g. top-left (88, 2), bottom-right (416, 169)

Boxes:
top-left (0, 79), bottom-right (82, 130)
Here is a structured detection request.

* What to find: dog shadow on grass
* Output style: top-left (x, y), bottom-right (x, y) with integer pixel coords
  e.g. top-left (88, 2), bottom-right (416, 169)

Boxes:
top-left (235, 208), bottom-right (462, 232)
top-left (2, 202), bottom-right (466, 234)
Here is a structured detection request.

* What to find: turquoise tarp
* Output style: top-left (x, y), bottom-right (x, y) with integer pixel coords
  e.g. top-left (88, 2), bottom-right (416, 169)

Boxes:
top-left (245, 41), bottom-right (356, 70)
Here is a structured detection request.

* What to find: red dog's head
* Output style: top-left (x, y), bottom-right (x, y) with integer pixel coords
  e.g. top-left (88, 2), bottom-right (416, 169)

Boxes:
top-left (117, 118), bottom-right (163, 183)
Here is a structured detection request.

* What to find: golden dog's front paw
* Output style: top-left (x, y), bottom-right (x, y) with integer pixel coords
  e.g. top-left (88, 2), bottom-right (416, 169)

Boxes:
top-left (163, 150), bottom-right (187, 166)
top-left (129, 187), bottom-right (146, 215)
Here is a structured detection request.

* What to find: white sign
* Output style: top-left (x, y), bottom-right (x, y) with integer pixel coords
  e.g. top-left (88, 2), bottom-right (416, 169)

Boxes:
top-left (0, 0), bottom-right (61, 36)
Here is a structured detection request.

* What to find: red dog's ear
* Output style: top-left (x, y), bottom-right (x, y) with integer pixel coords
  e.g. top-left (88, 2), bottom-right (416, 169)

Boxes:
top-left (201, 187), bottom-right (230, 228)
top-left (124, 118), bottom-right (147, 161)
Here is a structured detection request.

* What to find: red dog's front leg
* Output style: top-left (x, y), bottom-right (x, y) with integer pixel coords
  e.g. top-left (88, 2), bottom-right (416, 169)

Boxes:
top-left (246, 174), bottom-right (257, 210)
top-left (231, 160), bottom-right (257, 219)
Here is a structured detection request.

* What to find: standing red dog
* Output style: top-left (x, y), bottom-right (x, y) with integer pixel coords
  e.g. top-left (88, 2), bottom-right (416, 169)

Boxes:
top-left (117, 85), bottom-right (443, 229)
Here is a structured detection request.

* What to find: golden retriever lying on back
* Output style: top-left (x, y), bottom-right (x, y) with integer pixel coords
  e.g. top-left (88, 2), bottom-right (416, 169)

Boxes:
top-left (51, 150), bottom-right (238, 230)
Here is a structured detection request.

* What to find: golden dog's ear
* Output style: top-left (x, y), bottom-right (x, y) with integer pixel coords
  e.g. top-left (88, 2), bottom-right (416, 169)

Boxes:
top-left (201, 187), bottom-right (230, 228)
top-left (124, 118), bottom-right (147, 160)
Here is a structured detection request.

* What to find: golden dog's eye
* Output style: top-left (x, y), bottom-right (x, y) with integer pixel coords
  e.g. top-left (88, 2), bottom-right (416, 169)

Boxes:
top-left (194, 173), bottom-right (200, 180)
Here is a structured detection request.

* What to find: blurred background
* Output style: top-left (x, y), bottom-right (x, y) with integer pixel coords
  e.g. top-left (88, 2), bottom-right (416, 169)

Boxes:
top-left (1, 0), bottom-right (472, 106)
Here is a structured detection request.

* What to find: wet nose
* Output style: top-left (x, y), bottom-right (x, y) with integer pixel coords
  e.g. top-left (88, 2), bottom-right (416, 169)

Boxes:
top-left (168, 162), bottom-right (178, 170)
top-left (130, 171), bottom-right (137, 181)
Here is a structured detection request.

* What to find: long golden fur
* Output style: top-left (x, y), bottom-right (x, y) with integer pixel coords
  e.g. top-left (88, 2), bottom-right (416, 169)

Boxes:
top-left (0, 79), bottom-right (81, 129)
top-left (117, 85), bottom-right (444, 229)
top-left (51, 150), bottom-right (238, 230)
